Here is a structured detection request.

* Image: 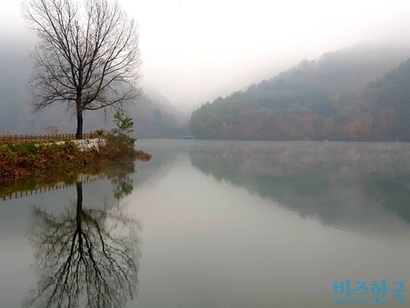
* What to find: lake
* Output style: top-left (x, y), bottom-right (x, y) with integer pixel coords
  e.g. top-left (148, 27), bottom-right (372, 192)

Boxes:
top-left (1, 140), bottom-right (410, 307)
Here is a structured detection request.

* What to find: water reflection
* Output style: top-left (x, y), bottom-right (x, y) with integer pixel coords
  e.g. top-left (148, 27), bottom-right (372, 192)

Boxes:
top-left (24, 177), bottom-right (141, 307)
top-left (187, 141), bottom-right (410, 229)
top-left (3, 140), bottom-right (410, 308)
top-left (0, 162), bottom-right (137, 202)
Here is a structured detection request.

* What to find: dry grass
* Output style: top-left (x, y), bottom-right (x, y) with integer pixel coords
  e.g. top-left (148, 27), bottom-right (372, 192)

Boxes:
top-left (0, 139), bottom-right (151, 182)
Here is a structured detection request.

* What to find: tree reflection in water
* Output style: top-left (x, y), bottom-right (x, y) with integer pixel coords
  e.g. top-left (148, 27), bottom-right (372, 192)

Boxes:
top-left (25, 180), bottom-right (141, 308)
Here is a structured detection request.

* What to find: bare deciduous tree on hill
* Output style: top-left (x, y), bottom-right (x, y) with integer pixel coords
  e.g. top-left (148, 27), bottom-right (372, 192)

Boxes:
top-left (22, 0), bottom-right (142, 139)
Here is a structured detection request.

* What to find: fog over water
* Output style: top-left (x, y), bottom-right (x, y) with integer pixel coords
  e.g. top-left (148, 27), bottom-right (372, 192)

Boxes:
top-left (2, 140), bottom-right (410, 307)
top-left (1, 0), bottom-right (410, 106)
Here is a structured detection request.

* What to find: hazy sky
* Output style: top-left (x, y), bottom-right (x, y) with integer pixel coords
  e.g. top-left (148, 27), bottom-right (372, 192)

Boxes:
top-left (1, 0), bottom-right (410, 106)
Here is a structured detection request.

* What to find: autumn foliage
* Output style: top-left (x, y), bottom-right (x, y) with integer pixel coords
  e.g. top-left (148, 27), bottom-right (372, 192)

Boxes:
top-left (190, 50), bottom-right (410, 141)
top-left (0, 142), bottom-right (99, 180)
top-left (0, 138), bottom-right (150, 182)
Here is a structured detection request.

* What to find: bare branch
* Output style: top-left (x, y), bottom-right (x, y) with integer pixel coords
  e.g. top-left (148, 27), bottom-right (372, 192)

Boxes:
top-left (25, 180), bottom-right (141, 308)
top-left (22, 0), bottom-right (142, 138)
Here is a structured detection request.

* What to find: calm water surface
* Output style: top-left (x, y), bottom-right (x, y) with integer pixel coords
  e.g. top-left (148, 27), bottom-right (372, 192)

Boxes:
top-left (1, 140), bottom-right (410, 307)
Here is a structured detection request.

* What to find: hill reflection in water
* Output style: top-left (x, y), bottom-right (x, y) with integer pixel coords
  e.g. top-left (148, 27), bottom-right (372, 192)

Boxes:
top-left (187, 141), bottom-right (410, 231)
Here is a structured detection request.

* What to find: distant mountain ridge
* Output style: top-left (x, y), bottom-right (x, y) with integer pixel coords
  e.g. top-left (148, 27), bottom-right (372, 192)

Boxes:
top-left (190, 42), bottom-right (410, 141)
top-left (3, 40), bottom-right (410, 140)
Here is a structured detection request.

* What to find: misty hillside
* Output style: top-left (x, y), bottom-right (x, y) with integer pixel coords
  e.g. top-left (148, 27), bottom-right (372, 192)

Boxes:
top-left (125, 94), bottom-right (187, 138)
top-left (349, 58), bottom-right (410, 141)
top-left (190, 43), bottom-right (410, 141)
top-left (0, 41), bottom-right (32, 134)
top-left (0, 41), bottom-right (186, 138)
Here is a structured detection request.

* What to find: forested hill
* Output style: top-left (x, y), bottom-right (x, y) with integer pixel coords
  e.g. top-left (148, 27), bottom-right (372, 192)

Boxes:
top-left (190, 43), bottom-right (410, 141)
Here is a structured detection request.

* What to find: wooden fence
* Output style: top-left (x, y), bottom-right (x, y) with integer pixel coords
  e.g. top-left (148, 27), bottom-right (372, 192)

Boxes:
top-left (2, 182), bottom-right (74, 201)
top-left (0, 133), bottom-right (95, 144)
top-left (1, 174), bottom-right (105, 201)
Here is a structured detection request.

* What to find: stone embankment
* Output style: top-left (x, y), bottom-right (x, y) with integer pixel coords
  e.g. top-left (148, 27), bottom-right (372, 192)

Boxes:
top-left (55, 138), bottom-right (107, 152)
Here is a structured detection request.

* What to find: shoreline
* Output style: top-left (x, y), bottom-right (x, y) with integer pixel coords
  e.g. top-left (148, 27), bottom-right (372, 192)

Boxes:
top-left (0, 139), bottom-right (151, 183)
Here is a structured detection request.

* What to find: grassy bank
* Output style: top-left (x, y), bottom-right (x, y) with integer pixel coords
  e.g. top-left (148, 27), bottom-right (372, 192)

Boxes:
top-left (0, 137), bottom-right (151, 183)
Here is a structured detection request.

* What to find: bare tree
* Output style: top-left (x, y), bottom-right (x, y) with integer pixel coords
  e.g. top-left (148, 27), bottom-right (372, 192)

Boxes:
top-left (22, 0), bottom-right (142, 139)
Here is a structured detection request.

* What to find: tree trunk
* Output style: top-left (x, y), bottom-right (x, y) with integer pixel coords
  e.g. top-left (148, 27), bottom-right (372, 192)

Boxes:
top-left (76, 181), bottom-right (83, 227)
top-left (76, 105), bottom-right (83, 139)
top-left (76, 181), bottom-right (84, 253)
